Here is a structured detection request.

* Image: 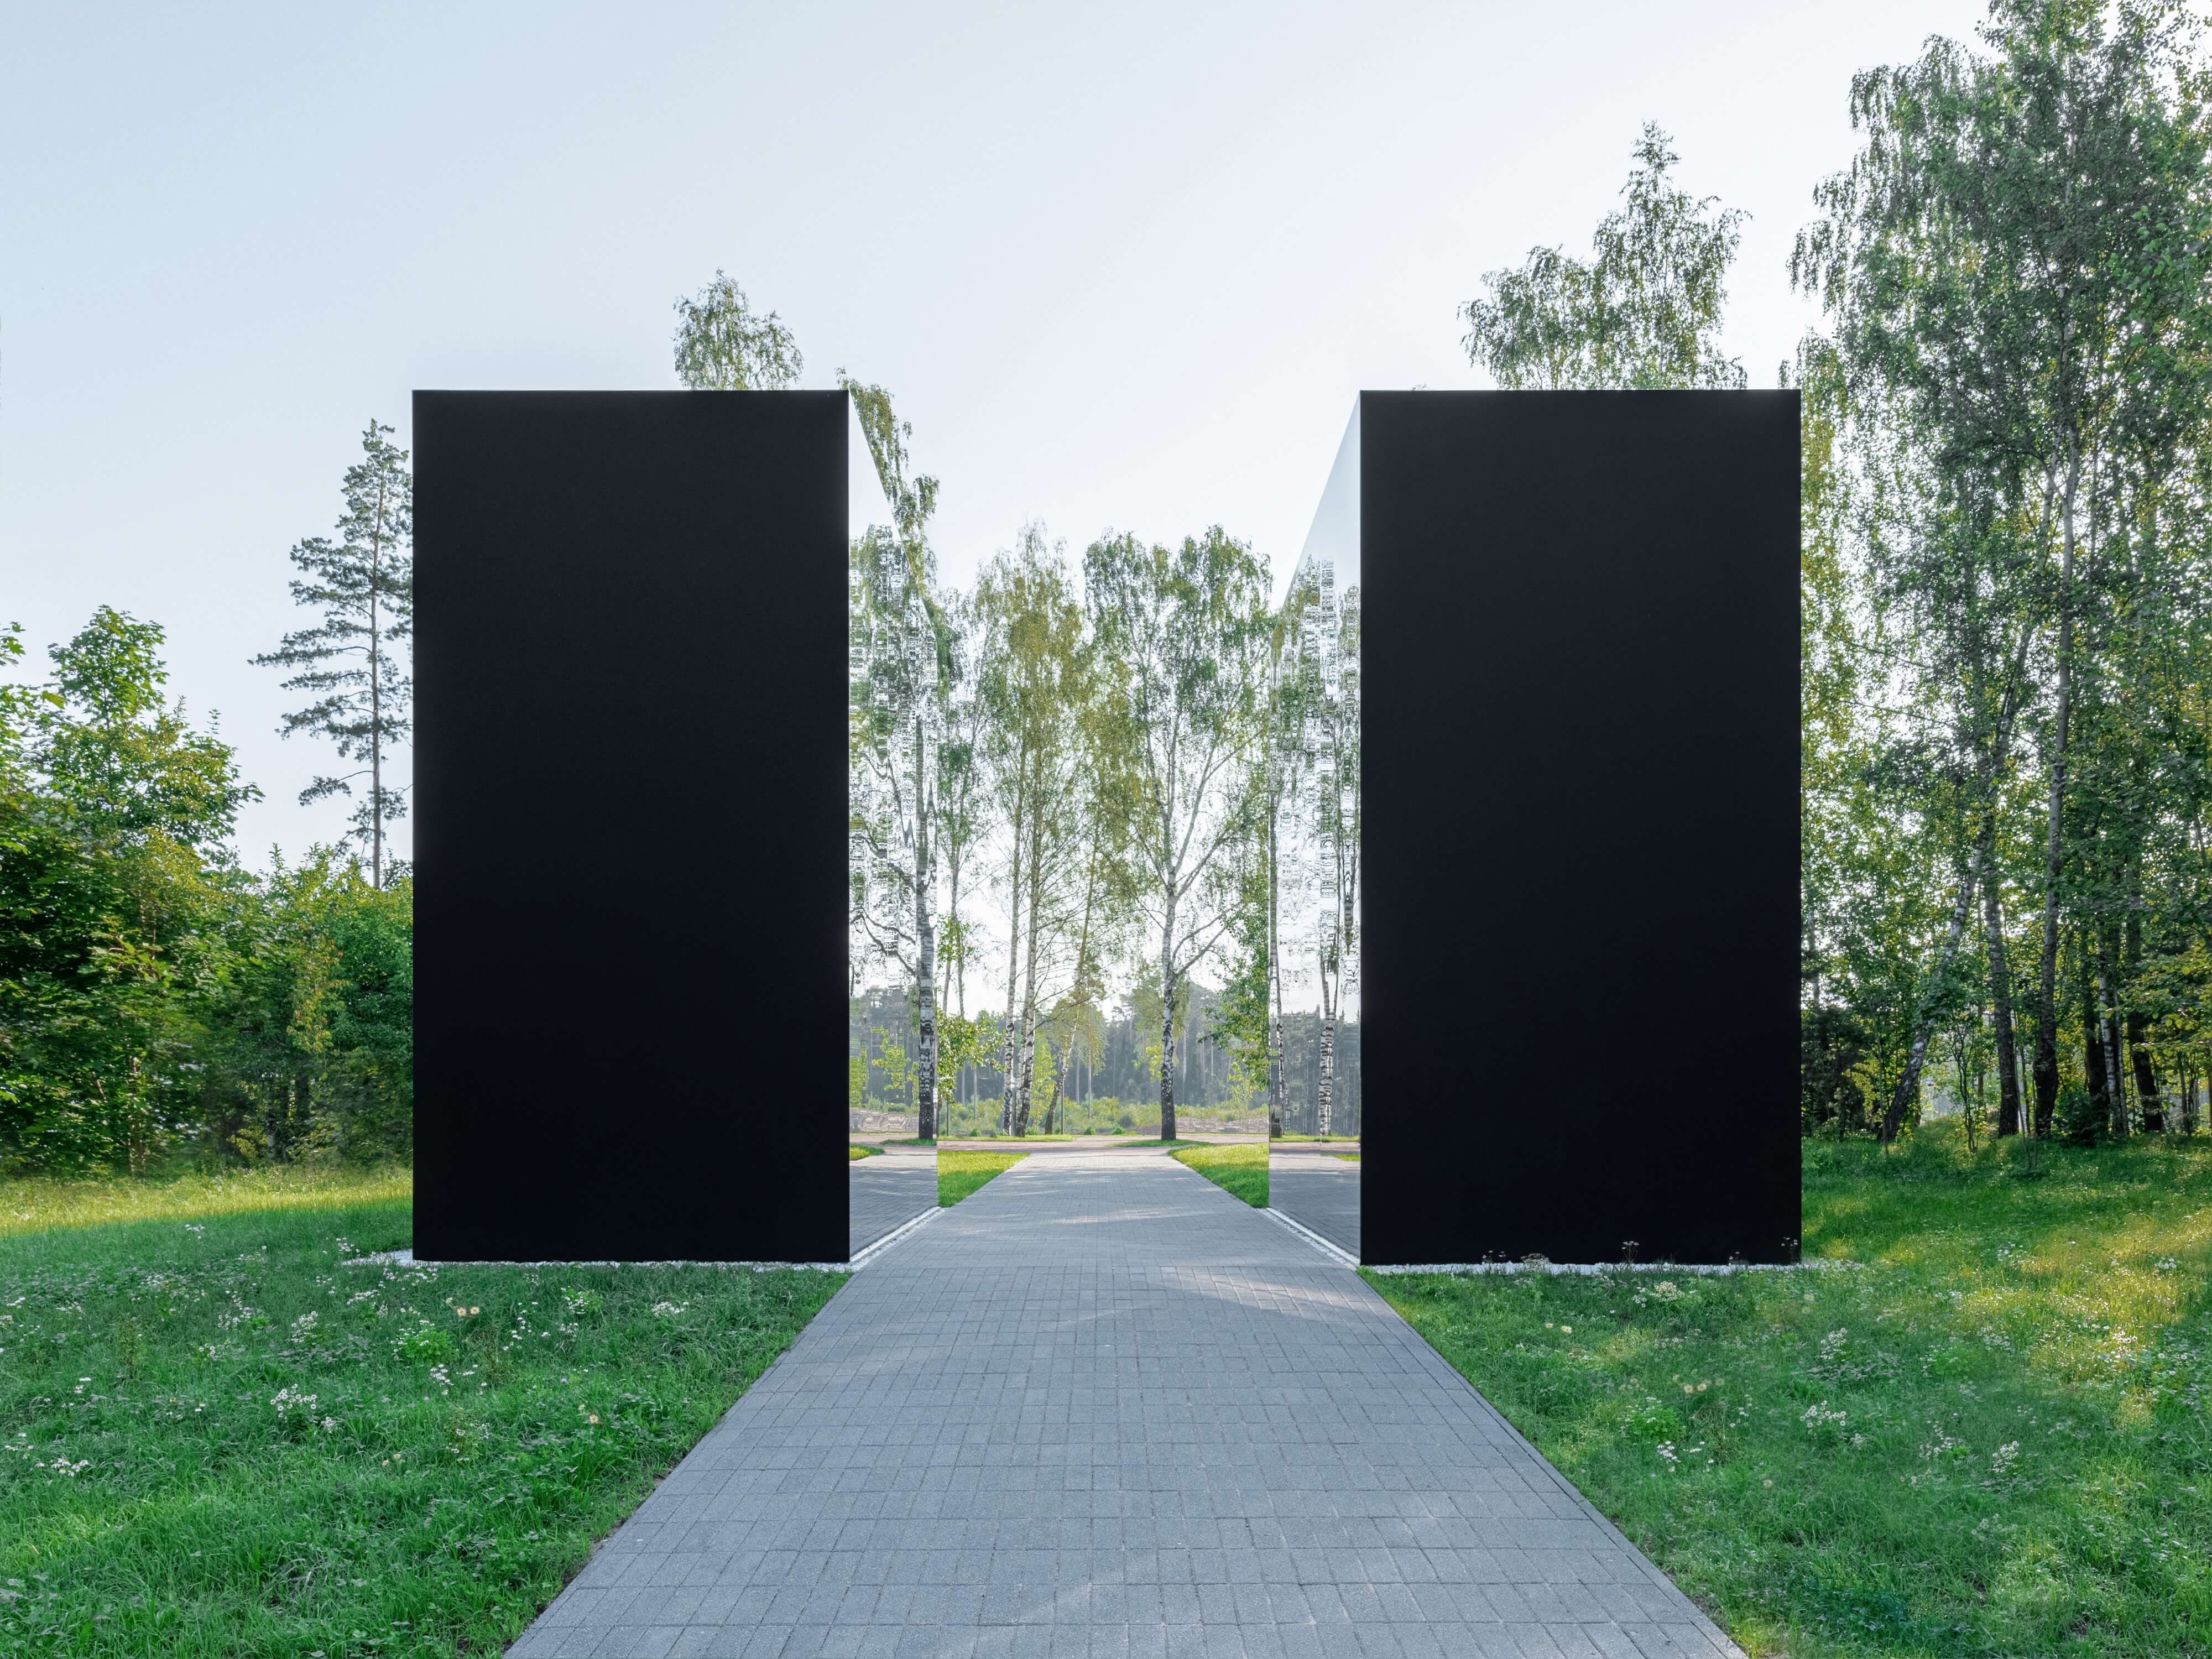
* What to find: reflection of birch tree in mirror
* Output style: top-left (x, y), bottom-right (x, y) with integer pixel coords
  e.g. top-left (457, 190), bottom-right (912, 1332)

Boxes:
top-left (933, 588), bottom-right (987, 1022)
top-left (1085, 528), bottom-right (1272, 1144)
top-left (1280, 561), bottom-right (1361, 1135)
top-left (846, 379), bottom-right (947, 1138)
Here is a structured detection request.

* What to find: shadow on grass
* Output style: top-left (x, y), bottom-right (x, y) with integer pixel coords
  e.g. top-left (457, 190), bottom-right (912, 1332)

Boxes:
top-left (1372, 1126), bottom-right (2212, 1658)
top-left (0, 1187), bottom-right (846, 1656)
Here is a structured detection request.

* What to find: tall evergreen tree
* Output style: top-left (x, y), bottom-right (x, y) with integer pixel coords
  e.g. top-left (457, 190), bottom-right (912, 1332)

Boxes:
top-left (254, 420), bottom-right (414, 888)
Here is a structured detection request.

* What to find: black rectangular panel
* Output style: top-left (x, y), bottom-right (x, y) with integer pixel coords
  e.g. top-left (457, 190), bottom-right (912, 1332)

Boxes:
top-left (413, 392), bottom-right (848, 1262)
top-left (1361, 392), bottom-right (1801, 1265)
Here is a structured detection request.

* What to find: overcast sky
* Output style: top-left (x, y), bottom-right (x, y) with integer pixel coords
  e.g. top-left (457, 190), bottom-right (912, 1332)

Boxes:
top-left (4, 0), bottom-right (1986, 869)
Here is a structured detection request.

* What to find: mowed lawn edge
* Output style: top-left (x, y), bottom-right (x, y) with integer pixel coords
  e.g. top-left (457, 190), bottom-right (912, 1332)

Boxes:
top-left (1171, 1142), bottom-right (1267, 1207)
top-left (1368, 1129), bottom-right (2212, 1659)
top-left (0, 1176), bottom-right (846, 1658)
top-left (937, 1151), bottom-right (1025, 1206)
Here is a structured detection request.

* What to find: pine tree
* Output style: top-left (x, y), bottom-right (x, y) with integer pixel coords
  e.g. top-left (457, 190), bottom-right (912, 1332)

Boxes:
top-left (255, 420), bottom-right (413, 887)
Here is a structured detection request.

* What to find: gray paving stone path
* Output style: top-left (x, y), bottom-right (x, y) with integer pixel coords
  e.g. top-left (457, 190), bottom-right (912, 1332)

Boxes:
top-left (851, 1152), bottom-right (938, 1257)
top-left (514, 1150), bottom-right (1741, 1659)
top-left (1265, 1157), bottom-right (1359, 1260)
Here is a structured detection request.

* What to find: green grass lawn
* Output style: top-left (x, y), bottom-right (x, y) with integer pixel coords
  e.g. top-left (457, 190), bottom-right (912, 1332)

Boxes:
top-left (1371, 1128), bottom-right (2212, 1658)
top-left (847, 1144), bottom-right (883, 1160)
top-left (937, 1152), bottom-right (1024, 1206)
top-left (0, 1170), bottom-right (844, 1657)
top-left (1171, 1142), bottom-right (1267, 1207)
top-left (1333, 1154), bottom-right (1360, 1162)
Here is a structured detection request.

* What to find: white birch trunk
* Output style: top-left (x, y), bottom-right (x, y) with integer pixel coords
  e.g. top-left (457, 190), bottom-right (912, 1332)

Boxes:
top-left (2033, 449), bottom-right (2083, 1134)
top-left (1159, 882), bottom-right (1178, 1144)
top-left (912, 712), bottom-right (938, 1141)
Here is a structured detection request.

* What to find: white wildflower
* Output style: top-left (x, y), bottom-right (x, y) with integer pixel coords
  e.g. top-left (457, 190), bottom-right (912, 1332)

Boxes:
top-left (269, 1385), bottom-right (318, 1418)
top-left (1801, 1401), bottom-right (1848, 1434)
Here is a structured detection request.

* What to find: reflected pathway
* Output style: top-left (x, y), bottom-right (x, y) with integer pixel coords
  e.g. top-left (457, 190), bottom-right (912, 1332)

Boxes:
top-left (849, 1149), bottom-right (936, 1257)
top-left (514, 1149), bottom-right (1740, 1658)
top-left (1267, 1148), bottom-right (1360, 1259)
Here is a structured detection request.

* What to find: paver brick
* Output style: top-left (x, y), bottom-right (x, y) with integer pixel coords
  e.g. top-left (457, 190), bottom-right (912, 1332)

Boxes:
top-left (515, 1152), bottom-right (1741, 1658)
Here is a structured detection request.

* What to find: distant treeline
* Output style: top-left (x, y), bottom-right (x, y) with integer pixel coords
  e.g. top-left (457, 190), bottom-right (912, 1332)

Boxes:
top-left (849, 987), bottom-right (1360, 1134)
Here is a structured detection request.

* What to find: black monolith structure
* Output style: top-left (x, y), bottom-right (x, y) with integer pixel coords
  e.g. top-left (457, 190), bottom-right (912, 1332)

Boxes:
top-left (413, 392), bottom-right (848, 1262)
top-left (1358, 391), bottom-right (1800, 1265)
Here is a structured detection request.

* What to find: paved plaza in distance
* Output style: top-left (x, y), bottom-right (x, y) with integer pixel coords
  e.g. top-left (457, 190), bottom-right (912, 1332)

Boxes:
top-left (518, 1149), bottom-right (1740, 1658)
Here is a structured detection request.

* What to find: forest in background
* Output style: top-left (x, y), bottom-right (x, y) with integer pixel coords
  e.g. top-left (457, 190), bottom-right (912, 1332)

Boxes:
top-left (8, 0), bottom-right (2211, 1171)
top-left (847, 986), bottom-right (1361, 1134)
top-left (1, 422), bottom-right (414, 1174)
top-left (1797, 1), bottom-right (2212, 1147)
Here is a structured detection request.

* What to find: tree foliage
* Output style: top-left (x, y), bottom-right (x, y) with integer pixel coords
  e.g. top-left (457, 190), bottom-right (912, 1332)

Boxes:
top-left (1797, 0), bottom-right (2212, 1144)
top-left (253, 419), bottom-right (414, 887)
top-left (3, 613), bottom-right (409, 1173)
top-left (1462, 124), bottom-right (1747, 390)
top-left (672, 270), bottom-right (804, 391)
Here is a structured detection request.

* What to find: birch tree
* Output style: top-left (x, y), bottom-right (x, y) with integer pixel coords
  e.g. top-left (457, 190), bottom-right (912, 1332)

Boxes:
top-left (934, 589), bottom-right (989, 1020)
top-left (846, 379), bottom-right (947, 1138)
top-left (978, 528), bottom-right (1089, 1135)
top-left (1461, 123), bottom-right (1746, 390)
top-left (1281, 563), bottom-right (1361, 1134)
top-left (672, 271), bottom-right (803, 390)
top-left (1792, 0), bottom-right (2212, 1136)
top-left (1085, 528), bottom-right (1271, 1142)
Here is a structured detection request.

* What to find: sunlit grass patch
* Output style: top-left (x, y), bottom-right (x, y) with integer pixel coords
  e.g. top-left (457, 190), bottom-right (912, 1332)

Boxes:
top-left (847, 1144), bottom-right (883, 1160)
top-left (1173, 1142), bottom-right (1267, 1206)
top-left (0, 1166), bottom-right (412, 1238)
top-left (1371, 1128), bottom-right (2212, 1658)
top-left (937, 1152), bottom-right (1024, 1206)
top-left (0, 1187), bottom-right (843, 1657)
